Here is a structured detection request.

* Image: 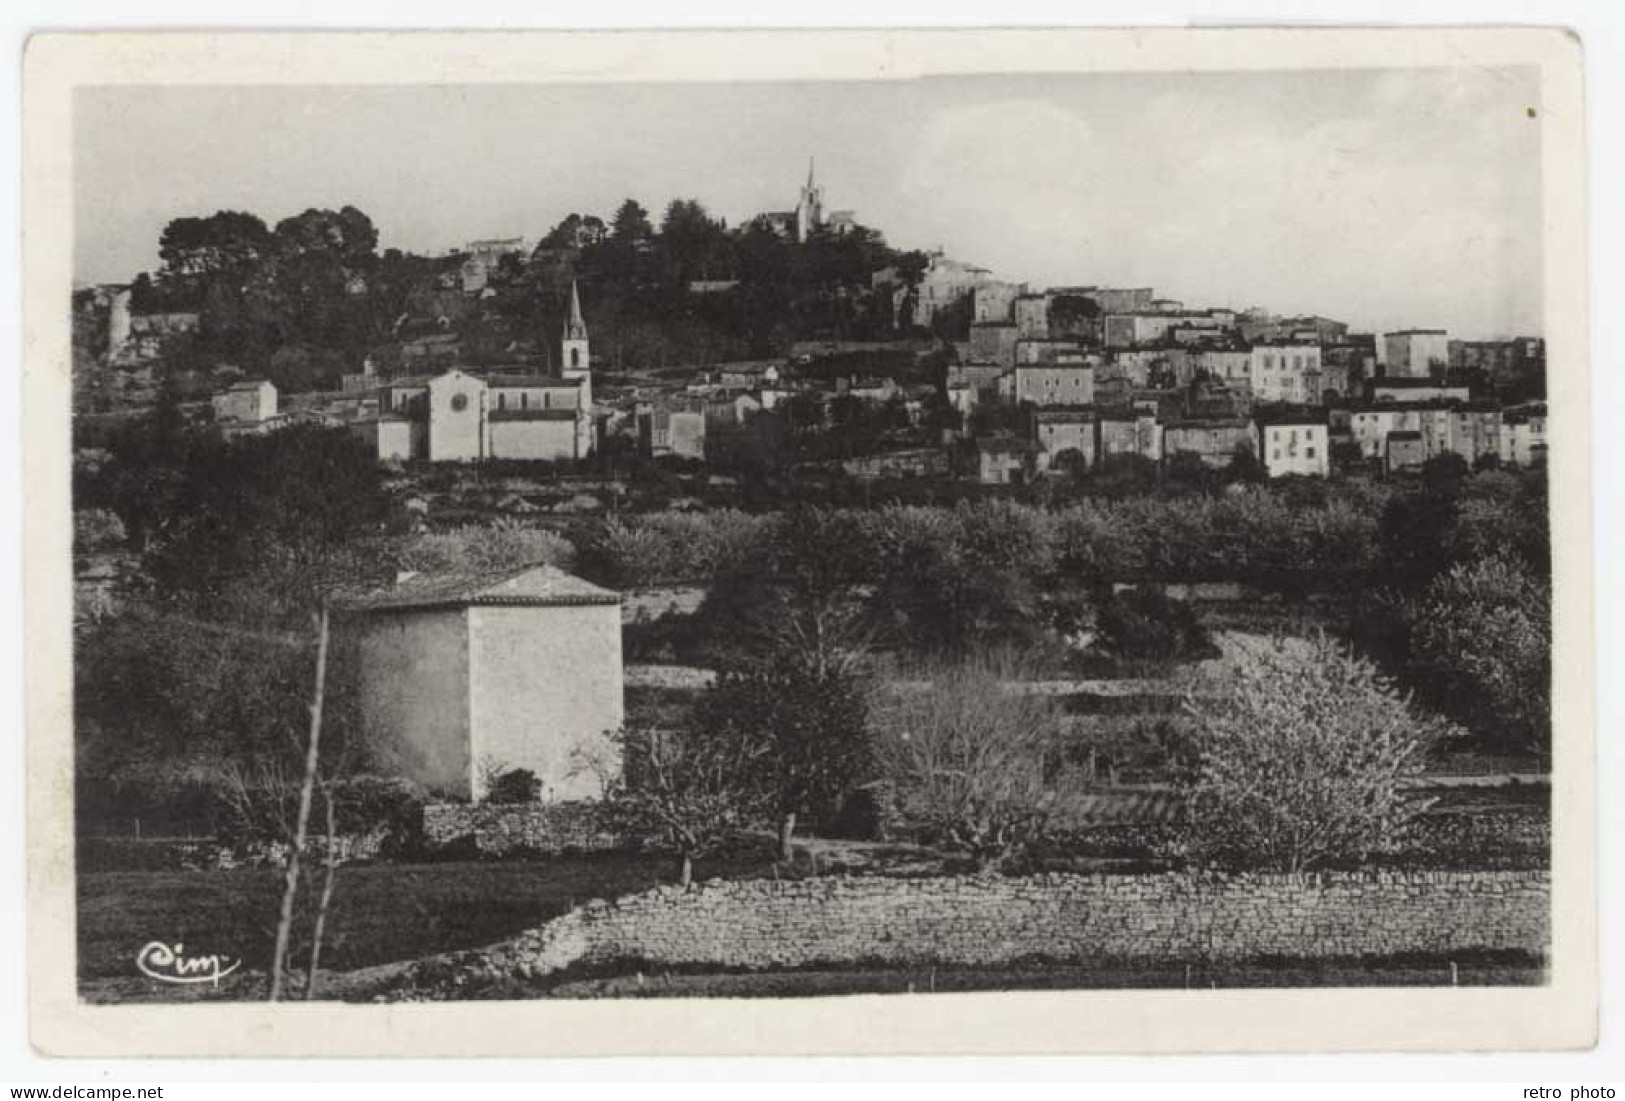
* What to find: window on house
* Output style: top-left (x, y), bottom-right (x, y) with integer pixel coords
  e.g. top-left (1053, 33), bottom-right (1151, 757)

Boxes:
top-left (1306, 447), bottom-right (1316, 458)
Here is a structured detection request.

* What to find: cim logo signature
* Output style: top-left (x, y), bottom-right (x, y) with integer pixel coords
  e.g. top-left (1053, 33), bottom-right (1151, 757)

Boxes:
top-left (135, 940), bottom-right (241, 987)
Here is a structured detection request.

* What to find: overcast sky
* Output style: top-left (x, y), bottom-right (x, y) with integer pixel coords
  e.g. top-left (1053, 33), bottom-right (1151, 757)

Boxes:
top-left (74, 67), bottom-right (1542, 339)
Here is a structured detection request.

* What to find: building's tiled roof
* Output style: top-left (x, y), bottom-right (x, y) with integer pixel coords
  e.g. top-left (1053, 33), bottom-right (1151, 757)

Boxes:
top-left (336, 564), bottom-right (619, 613)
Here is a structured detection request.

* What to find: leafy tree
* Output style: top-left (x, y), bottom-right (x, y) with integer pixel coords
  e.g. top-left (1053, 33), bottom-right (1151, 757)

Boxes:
top-left (1093, 586), bottom-right (1216, 662)
top-left (871, 650), bottom-right (1080, 871)
top-left (1408, 552), bottom-right (1551, 756)
top-left (273, 206), bottom-right (379, 266)
top-left (1179, 635), bottom-right (1437, 873)
top-left (609, 198), bottom-right (654, 247)
top-left (692, 662), bottom-right (874, 857)
top-left (157, 211), bottom-right (273, 287)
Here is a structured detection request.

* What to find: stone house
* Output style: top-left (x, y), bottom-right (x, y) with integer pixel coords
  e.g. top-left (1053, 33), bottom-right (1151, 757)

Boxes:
top-left (1256, 414), bottom-right (1330, 478)
top-left (1001, 363), bottom-right (1096, 407)
top-left (1248, 342), bottom-right (1322, 404)
top-left (635, 400), bottom-right (707, 460)
top-left (1385, 430), bottom-right (1427, 473)
top-left (337, 564), bottom-right (624, 802)
top-left (212, 379), bottom-right (277, 430)
top-left (1500, 403), bottom-right (1548, 466)
top-left (973, 434), bottom-right (1039, 485)
top-left (1032, 408), bottom-right (1098, 474)
top-left (1383, 329), bottom-right (1450, 378)
top-left (1163, 419), bottom-right (1255, 468)
top-left (1098, 411), bottom-right (1163, 463)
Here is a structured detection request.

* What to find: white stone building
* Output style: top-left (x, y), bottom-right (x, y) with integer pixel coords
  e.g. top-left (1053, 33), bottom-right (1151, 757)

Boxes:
top-left (338, 564), bottom-right (624, 802)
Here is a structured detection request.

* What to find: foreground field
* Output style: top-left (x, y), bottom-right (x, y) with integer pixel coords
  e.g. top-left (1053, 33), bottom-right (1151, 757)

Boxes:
top-left (76, 850), bottom-right (773, 993)
top-left (538, 956), bottom-right (1547, 999)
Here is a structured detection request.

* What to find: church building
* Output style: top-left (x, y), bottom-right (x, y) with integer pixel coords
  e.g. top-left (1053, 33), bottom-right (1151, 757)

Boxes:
top-left (355, 281), bottom-right (596, 463)
top-left (755, 159), bottom-right (860, 243)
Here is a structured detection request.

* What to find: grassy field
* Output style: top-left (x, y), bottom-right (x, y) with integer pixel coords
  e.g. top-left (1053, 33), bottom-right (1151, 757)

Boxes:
top-left (76, 850), bottom-right (772, 988)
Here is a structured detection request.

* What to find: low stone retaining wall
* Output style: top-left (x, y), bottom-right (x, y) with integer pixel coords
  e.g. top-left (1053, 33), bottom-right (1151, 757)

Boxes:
top-left (422, 802), bottom-right (620, 855)
top-left (491, 869), bottom-right (1547, 980)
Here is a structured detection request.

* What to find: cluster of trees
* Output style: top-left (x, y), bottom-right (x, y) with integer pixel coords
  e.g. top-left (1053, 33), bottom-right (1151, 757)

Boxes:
top-left (128, 207), bottom-right (398, 391)
top-left (533, 197), bottom-right (927, 365)
top-left (74, 418), bottom-right (400, 829)
top-left (616, 630), bottom-right (1443, 881)
top-left (578, 489), bottom-right (1388, 592)
top-left (108, 193), bottom-right (932, 394)
top-left (1354, 456), bottom-right (1553, 755)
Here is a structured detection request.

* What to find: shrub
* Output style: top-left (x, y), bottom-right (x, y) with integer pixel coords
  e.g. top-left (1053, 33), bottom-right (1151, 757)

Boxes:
top-left (397, 520), bottom-right (576, 575)
top-left (1092, 587), bottom-right (1215, 661)
top-left (1179, 635), bottom-right (1437, 873)
top-left (1407, 553), bottom-right (1551, 756)
top-left (484, 768), bottom-right (543, 805)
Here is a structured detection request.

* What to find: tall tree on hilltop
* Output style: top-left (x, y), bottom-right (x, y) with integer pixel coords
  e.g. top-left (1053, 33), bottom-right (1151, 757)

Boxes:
top-left (157, 211), bottom-right (273, 289)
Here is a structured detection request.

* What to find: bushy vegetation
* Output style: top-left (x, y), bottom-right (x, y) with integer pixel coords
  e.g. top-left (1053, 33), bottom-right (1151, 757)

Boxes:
top-left (1091, 587), bottom-right (1217, 662)
top-left (396, 520), bottom-right (576, 575)
top-left (1178, 636), bottom-right (1438, 873)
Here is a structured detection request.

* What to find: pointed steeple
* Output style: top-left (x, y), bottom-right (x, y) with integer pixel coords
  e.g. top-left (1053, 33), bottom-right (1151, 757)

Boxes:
top-left (807, 157), bottom-right (816, 190)
top-left (564, 279), bottom-right (588, 341)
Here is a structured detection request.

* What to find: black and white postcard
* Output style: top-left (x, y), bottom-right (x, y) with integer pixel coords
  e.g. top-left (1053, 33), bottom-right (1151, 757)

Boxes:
top-left (22, 26), bottom-right (1595, 1056)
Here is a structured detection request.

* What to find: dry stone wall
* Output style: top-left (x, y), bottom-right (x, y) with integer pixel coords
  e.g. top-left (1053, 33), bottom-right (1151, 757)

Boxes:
top-left (422, 802), bottom-right (619, 855)
top-left (496, 869), bottom-right (1548, 980)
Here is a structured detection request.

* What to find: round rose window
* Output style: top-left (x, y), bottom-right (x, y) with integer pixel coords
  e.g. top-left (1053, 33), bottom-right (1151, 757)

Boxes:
top-left (450, 393), bottom-right (468, 412)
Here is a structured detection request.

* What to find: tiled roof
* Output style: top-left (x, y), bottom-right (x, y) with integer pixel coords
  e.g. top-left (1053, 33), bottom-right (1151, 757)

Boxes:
top-left (335, 564), bottom-right (619, 613)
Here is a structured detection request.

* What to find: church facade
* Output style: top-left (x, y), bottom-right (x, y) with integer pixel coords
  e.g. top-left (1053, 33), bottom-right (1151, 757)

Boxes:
top-left (355, 282), bottom-right (596, 463)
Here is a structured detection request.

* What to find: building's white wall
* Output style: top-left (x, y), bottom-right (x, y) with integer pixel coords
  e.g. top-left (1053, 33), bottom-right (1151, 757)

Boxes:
top-left (1249, 345), bottom-right (1321, 403)
top-left (468, 604), bottom-right (624, 802)
top-left (488, 418), bottom-right (579, 461)
top-left (353, 609), bottom-right (473, 799)
top-left (1261, 425), bottom-right (1329, 477)
top-left (428, 372), bottom-right (488, 461)
top-left (1036, 420), bottom-right (1095, 471)
top-left (1384, 332), bottom-right (1450, 378)
top-left (380, 419), bottom-right (422, 461)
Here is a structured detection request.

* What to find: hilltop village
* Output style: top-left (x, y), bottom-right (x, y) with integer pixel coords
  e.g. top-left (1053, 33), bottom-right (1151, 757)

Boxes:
top-left (74, 163), bottom-right (1547, 498)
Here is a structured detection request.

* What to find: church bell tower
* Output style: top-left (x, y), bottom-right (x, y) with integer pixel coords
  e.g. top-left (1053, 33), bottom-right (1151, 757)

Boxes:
top-left (561, 280), bottom-right (590, 381)
top-left (795, 158), bottom-right (824, 243)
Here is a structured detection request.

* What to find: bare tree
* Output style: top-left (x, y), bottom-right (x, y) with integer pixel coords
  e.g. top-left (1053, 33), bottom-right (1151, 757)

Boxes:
top-left (593, 725), bottom-right (770, 887)
top-left (871, 649), bottom-right (1078, 871)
